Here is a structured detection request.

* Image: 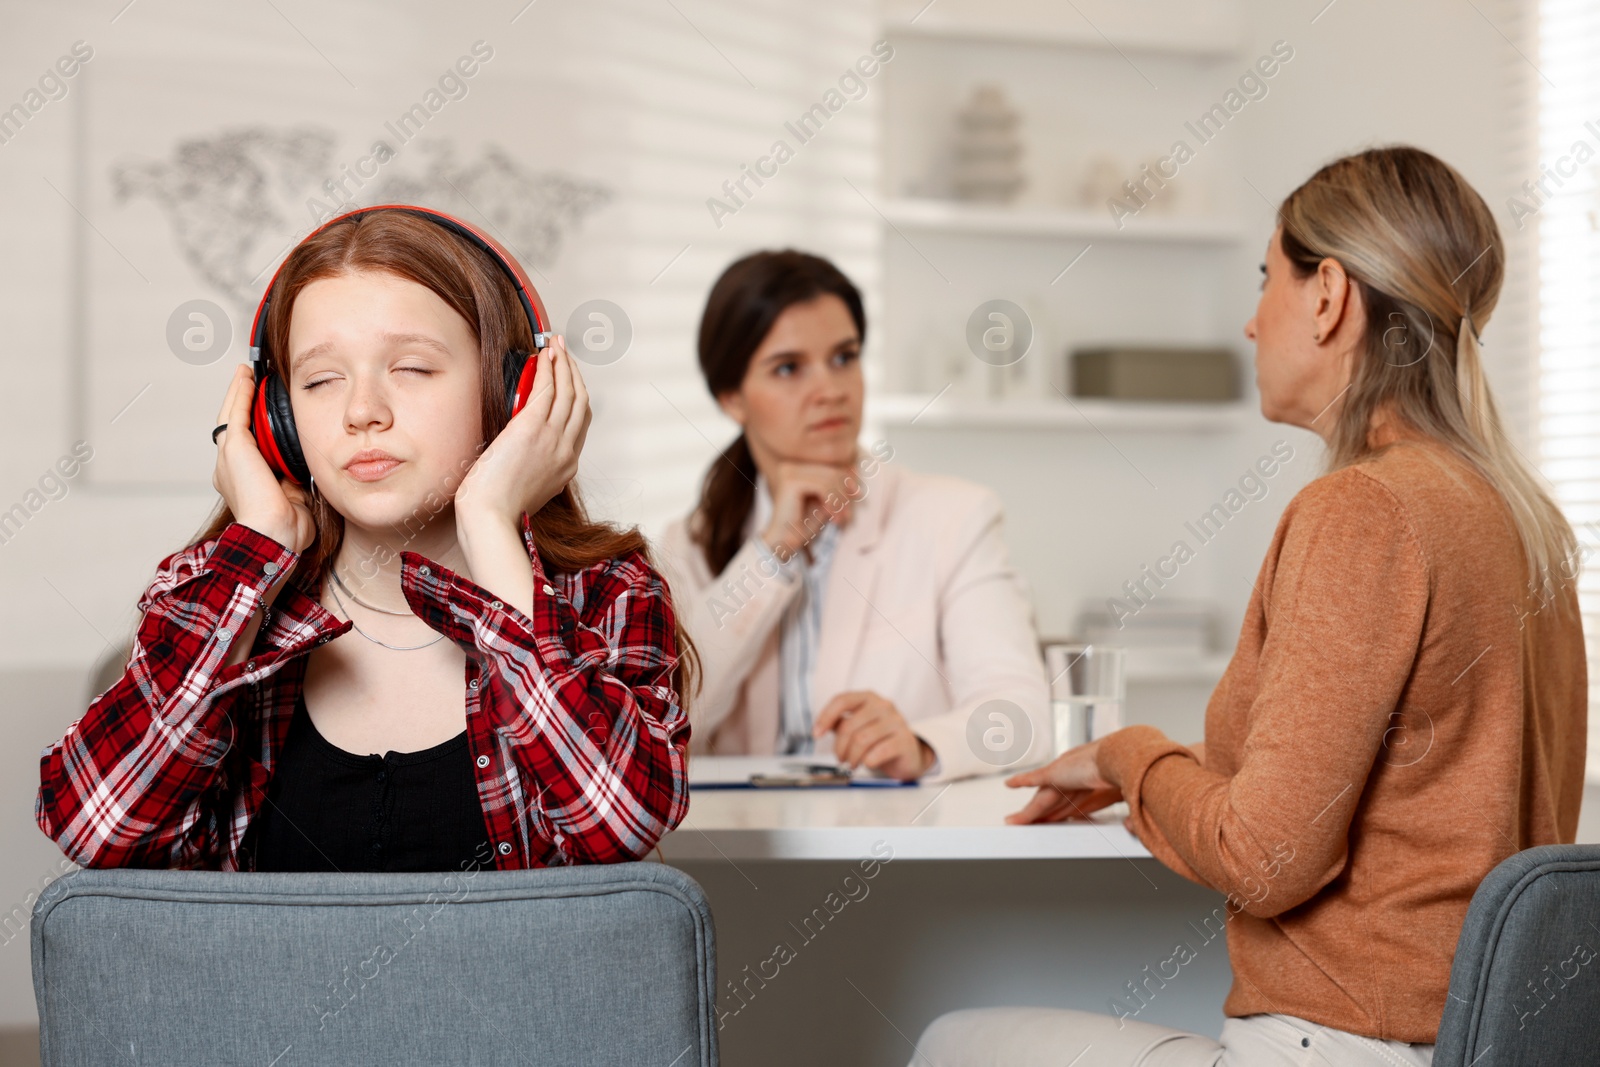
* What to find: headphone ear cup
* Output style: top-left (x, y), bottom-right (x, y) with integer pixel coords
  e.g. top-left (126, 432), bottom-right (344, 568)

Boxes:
top-left (503, 349), bottom-right (534, 419)
top-left (261, 370), bottom-right (311, 488)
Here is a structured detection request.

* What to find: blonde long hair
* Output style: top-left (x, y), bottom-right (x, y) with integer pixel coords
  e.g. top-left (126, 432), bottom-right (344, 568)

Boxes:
top-left (1278, 145), bottom-right (1578, 614)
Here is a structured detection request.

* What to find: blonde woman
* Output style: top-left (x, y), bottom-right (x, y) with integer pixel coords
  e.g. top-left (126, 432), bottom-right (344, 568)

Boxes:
top-left (912, 146), bottom-right (1587, 1064)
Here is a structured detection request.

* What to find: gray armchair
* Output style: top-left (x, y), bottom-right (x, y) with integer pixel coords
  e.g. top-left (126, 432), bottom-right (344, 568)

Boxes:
top-left (31, 862), bottom-right (718, 1067)
top-left (1434, 843), bottom-right (1600, 1066)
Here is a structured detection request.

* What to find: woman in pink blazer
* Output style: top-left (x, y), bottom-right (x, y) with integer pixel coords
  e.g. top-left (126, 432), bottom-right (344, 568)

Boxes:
top-left (655, 250), bottom-right (1050, 781)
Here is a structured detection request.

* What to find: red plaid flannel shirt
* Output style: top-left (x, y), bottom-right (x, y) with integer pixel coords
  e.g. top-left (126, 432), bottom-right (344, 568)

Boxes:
top-left (36, 518), bottom-right (691, 871)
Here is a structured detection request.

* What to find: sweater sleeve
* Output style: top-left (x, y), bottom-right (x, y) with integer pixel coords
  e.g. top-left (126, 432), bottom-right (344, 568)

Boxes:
top-left (1096, 471), bottom-right (1430, 917)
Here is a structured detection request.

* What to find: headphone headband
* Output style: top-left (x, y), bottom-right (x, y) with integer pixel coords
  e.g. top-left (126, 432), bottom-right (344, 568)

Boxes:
top-left (248, 204), bottom-right (550, 379)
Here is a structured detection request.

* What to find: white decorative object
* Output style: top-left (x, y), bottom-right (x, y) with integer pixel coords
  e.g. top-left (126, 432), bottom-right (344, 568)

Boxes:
top-left (951, 85), bottom-right (1026, 203)
top-left (1074, 153), bottom-right (1127, 210)
top-left (1135, 154), bottom-right (1182, 215)
top-left (1074, 152), bottom-right (1184, 215)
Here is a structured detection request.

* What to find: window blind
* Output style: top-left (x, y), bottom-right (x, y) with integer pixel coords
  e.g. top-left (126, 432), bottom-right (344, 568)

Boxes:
top-left (1531, 0), bottom-right (1600, 778)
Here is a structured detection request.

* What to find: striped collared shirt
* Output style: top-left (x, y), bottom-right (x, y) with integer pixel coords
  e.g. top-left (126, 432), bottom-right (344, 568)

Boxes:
top-left (752, 478), bottom-right (842, 755)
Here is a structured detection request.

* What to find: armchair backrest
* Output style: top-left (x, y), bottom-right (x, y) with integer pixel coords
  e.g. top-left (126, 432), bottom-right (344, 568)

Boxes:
top-left (1434, 843), bottom-right (1600, 1066)
top-left (31, 862), bottom-right (718, 1067)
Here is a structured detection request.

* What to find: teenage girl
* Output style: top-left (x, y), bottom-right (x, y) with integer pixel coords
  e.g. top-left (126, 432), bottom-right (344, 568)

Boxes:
top-left (37, 206), bottom-right (695, 872)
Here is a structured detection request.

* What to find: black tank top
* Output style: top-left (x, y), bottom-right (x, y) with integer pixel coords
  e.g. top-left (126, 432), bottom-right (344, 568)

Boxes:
top-left (248, 690), bottom-right (492, 872)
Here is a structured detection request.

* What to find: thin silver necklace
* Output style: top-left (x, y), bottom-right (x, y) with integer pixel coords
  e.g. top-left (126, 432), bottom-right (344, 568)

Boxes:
top-left (330, 566), bottom-right (412, 616)
top-left (327, 574), bottom-right (445, 651)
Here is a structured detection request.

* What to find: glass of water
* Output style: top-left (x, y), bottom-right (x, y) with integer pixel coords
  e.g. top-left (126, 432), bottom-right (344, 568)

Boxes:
top-left (1045, 644), bottom-right (1126, 757)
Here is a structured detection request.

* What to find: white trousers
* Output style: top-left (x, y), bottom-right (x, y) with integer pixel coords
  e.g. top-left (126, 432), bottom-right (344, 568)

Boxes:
top-left (908, 1007), bottom-right (1435, 1067)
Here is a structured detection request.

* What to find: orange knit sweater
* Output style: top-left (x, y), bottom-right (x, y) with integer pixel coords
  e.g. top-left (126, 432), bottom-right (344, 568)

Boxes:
top-left (1096, 429), bottom-right (1587, 1043)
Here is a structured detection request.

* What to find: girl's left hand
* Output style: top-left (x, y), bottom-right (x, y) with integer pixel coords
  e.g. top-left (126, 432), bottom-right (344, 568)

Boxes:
top-left (1003, 738), bottom-right (1124, 824)
top-left (456, 335), bottom-right (591, 528)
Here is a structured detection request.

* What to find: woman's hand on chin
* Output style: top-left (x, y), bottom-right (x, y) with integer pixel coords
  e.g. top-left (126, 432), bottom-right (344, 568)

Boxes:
top-left (456, 334), bottom-right (592, 530)
top-left (1003, 740), bottom-right (1123, 824)
top-left (761, 461), bottom-right (858, 559)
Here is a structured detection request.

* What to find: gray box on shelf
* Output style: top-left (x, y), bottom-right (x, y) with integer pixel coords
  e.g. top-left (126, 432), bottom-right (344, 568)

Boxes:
top-left (1067, 346), bottom-right (1240, 402)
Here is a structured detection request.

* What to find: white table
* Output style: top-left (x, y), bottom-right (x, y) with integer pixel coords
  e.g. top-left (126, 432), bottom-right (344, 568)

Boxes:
top-left (660, 762), bottom-right (1152, 862)
top-left (658, 760), bottom-right (1229, 1067)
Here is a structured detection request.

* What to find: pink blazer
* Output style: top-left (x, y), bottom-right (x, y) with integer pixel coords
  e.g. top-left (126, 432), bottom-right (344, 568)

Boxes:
top-left (655, 458), bottom-right (1051, 781)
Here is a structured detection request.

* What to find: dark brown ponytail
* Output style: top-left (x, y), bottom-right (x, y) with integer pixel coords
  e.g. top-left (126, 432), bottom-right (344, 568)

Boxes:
top-left (688, 249), bottom-right (865, 574)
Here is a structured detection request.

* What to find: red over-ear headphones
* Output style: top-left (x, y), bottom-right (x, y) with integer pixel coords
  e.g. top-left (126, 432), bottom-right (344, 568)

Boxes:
top-left (248, 204), bottom-right (551, 488)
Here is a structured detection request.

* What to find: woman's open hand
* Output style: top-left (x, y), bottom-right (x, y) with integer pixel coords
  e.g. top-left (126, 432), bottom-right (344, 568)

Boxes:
top-left (456, 335), bottom-right (591, 529)
top-left (1004, 739), bottom-right (1123, 824)
top-left (214, 363), bottom-right (315, 561)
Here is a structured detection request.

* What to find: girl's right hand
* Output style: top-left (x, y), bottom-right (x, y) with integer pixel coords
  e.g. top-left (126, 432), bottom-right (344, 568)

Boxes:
top-left (761, 461), bottom-right (858, 559)
top-left (213, 364), bottom-right (316, 559)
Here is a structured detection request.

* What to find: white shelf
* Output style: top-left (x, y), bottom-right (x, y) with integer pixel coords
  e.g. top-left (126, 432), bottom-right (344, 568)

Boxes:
top-left (869, 393), bottom-right (1253, 433)
top-left (879, 198), bottom-right (1244, 244)
top-left (885, 17), bottom-right (1242, 60)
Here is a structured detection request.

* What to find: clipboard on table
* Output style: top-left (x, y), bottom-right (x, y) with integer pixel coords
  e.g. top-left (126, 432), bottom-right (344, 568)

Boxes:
top-left (688, 756), bottom-right (919, 789)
